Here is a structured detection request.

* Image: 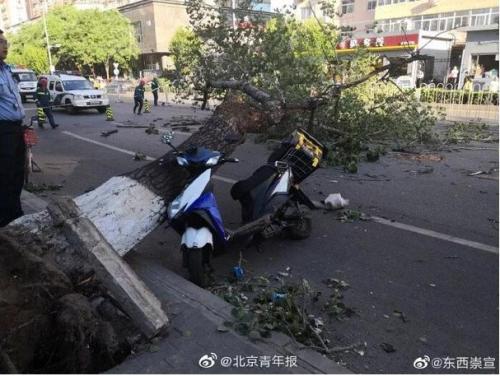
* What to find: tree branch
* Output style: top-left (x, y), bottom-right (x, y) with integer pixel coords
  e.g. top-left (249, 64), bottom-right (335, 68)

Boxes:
top-left (207, 54), bottom-right (430, 114)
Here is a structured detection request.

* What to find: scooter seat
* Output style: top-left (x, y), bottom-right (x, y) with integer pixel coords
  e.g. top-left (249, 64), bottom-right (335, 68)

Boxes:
top-left (230, 165), bottom-right (276, 201)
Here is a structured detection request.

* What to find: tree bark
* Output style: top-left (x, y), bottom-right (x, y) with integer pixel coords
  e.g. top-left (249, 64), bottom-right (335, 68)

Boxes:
top-left (11, 99), bottom-right (251, 256)
top-left (104, 59), bottom-right (110, 81)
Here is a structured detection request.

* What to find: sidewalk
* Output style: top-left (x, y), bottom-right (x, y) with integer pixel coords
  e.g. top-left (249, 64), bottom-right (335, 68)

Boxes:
top-left (21, 193), bottom-right (348, 374)
top-left (21, 189), bottom-right (48, 214)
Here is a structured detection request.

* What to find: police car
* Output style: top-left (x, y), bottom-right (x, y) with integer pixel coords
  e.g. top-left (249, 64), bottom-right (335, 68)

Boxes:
top-left (39, 73), bottom-right (110, 113)
top-left (11, 68), bottom-right (38, 103)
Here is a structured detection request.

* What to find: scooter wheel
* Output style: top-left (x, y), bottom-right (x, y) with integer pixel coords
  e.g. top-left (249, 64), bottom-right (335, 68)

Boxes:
top-left (287, 205), bottom-right (312, 240)
top-left (187, 249), bottom-right (209, 287)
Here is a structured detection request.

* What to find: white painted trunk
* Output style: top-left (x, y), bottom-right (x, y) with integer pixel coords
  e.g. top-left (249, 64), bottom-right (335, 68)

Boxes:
top-left (12, 176), bottom-right (166, 256)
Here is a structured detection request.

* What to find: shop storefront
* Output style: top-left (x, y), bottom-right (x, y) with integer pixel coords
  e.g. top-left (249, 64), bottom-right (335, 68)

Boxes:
top-left (336, 31), bottom-right (454, 87)
top-left (458, 25), bottom-right (499, 90)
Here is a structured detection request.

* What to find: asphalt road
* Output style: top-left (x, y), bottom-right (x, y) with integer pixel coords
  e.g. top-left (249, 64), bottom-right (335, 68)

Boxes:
top-left (23, 98), bottom-right (499, 374)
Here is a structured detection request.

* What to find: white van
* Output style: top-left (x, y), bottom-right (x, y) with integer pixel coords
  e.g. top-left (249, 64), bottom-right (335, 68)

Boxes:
top-left (11, 68), bottom-right (38, 103)
top-left (39, 74), bottom-right (110, 113)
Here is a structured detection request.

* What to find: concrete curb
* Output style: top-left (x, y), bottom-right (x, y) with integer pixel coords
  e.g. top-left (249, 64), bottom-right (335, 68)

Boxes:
top-left (115, 254), bottom-right (350, 374)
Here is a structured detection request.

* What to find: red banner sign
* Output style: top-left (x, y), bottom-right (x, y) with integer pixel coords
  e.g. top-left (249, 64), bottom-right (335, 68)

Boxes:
top-left (337, 33), bottom-right (419, 49)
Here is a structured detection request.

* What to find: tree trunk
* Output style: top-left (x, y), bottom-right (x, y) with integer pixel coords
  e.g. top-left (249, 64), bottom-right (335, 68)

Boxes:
top-left (104, 59), bottom-right (110, 81)
top-left (11, 99), bottom-right (251, 256)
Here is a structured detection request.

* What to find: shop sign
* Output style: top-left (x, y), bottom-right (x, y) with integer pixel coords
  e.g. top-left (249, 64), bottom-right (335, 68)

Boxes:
top-left (337, 34), bottom-right (418, 50)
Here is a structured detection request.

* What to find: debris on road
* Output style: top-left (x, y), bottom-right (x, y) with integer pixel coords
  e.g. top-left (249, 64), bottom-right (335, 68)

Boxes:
top-left (145, 125), bottom-right (159, 135)
top-left (444, 122), bottom-right (498, 144)
top-left (24, 182), bottom-right (63, 192)
top-left (337, 209), bottom-right (368, 223)
top-left (467, 168), bottom-right (497, 176)
top-left (117, 124), bottom-right (150, 129)
top-left (380, 343), bottom-right (396, 353)
top-left (417, 166), bottom-right (434, 174)
top-left (101, 129), bottom-right (118, 137)
top-left (392, 310), bottom-right (408, 323)
top-left (324, 193), bottom-right (349, 210)
top-left (209, 272), bottom-right (355, 356)
top-left (395, 152), bottom-right (443, 162)
top-left (419, 336), bottom-right (428, 344)
top-left (133, 152), bottom-right (147, 161)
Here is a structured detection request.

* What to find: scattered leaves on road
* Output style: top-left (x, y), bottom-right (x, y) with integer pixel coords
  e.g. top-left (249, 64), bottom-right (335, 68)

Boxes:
top-left (208, 272), bottom-right (355, 355)
top-left (444, 122), bottom-right (498, 144)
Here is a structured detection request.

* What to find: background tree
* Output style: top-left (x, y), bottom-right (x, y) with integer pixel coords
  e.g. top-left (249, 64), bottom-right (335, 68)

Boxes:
top-left (7, 6), bottom-right (139, 78)
top-left (174, 0), bottom-right (436, 170)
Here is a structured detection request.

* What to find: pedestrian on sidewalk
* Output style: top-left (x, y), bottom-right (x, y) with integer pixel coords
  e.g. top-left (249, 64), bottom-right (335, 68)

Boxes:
top-left (133, 79), bottom-right (145, 115)
top-left (36, 77), bottom-right (59, 129)
top-left (151, 77), bottom-right (159, 106)
top-left (0, 29), bottom-right (26, 227)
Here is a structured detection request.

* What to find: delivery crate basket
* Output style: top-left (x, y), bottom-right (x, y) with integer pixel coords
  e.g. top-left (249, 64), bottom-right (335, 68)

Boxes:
top-left (278, 128), bottom-right (325, 184)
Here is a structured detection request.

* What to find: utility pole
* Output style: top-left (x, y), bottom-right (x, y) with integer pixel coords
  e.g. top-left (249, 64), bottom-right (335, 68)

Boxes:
top-left (42, 0), bottom-right (54, 74)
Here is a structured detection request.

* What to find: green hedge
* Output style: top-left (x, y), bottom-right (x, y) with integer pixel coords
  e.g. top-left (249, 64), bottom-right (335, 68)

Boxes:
top-left (419, 88), bottom-right (498, 105)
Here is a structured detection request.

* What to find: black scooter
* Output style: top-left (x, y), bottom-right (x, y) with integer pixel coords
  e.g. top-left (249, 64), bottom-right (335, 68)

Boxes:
top-left (163, 128), bottom-right (326, 286)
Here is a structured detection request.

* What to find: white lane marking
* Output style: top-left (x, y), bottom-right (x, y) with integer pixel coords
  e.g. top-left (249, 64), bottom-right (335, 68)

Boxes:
top-left (213, 175), bottom-right (237, 184)
top-left (370, 216), bottom-right (498, 254)
top-left (62, 131), bottom-right (155, 161)
top-left (61, 131), bottom-right (499, 254)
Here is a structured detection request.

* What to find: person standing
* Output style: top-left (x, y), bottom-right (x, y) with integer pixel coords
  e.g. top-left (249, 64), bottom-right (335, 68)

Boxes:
top-left (36, 77), bottom-right (59, 129)
top-left (450, 66), bottom-right (459, 87)
top-left (151, 77), bottom-right (159, 106)
top-left (133, 79), bottom-right (145, 115)
top-left (0, 29), bottom-right (26, 227)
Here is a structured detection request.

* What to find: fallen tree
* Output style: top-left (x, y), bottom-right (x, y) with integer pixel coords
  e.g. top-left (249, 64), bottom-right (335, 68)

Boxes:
top-left (1, 0), bottom-right (436, 370)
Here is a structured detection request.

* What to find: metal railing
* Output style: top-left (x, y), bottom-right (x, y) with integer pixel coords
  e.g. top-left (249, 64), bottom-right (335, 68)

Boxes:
top-left (417, 84), bottom-right (499, 124)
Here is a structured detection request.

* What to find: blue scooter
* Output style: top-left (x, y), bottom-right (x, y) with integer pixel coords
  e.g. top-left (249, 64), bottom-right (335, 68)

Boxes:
top-left (162, 129), bottom-right (325, 286)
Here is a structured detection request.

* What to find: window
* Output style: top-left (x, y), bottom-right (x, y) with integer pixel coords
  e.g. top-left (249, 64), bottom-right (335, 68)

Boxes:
top-left (491, 9), bottom-right (499, 24)
top-left (132, 21), bottom-right (142, 44)
top-left (49, 81), bottom-right (54, 91)
top-left (471, 9), bottom-right (489, 26)
top-left (62, 80), bottom-right (93, 91)
top-left (412, 16), bottom-right (422, 30)
top-left (446, 17), bottom-right (454, 30)
top-left (301, 7), bottom-right (312, 19)
top-left (368, 0), bottom-right (376, 10)
top-left (55, 82), bottom-right (63, 92)
top-left (341, 0), bottom-right (354, 14)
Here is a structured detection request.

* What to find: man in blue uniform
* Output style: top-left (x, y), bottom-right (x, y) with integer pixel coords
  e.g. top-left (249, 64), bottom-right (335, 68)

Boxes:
top-left (0, 29), bottom-right (26, 227)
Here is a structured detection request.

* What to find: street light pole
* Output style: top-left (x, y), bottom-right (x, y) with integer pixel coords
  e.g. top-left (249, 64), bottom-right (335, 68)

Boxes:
top-left (42, 0), bottom-right (54, 74)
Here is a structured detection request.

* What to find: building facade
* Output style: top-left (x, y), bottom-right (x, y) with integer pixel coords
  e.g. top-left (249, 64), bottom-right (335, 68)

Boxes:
top-left (294, 0), bottom-right (377, 33)
top-left (0, 0), bottom-right (29, 30)
top-left (458, 25), bottom-right (499, 89)
top-left (118, 0), bottom-right (190, 74)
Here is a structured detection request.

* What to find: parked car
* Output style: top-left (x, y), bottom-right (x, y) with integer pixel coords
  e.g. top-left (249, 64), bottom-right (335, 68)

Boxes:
top-left (11, 68), bottom-right (38, 103)
top-left (39, 73), bottom-right (110, 113)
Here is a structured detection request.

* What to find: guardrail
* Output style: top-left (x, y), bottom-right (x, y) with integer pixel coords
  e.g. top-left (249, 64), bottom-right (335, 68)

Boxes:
top-left (417, 84), bottom-right (499, 124)
top-left (417, 84), bottom-right (498, 106)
